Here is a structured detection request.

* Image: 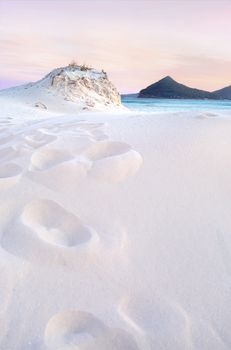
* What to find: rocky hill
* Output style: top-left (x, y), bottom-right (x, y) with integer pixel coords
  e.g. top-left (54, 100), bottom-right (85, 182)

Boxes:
top-left (139, 76), bottom-right (219, 100)
top-left (213, 85), bottom-right (231, 99)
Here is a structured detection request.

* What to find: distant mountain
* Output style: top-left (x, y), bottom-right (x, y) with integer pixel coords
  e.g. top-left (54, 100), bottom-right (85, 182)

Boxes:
top-left (213, 85), bottom-right (231, 99)
top-left (138, 76), bottom-right (219, 100)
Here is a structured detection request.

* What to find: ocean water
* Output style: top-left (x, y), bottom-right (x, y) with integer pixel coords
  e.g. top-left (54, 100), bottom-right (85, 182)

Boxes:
top-left (122, 96), bottom-right (231, 113)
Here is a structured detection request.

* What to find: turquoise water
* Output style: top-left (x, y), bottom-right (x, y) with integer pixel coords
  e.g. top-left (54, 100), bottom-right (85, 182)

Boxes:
top-left (122, 96), bottom-right (231, 113)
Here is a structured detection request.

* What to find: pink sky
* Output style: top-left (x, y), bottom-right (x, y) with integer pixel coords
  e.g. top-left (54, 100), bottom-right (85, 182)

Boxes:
top-left (0, 0), bottom-right (231, 93)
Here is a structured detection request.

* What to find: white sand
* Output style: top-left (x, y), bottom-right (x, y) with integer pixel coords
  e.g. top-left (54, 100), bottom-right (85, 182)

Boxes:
top-left (0, 96), bottom-right (231, 349)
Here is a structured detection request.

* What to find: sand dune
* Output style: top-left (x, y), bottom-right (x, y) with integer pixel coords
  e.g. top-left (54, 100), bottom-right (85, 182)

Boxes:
top-left (45, 310), bottom-right (139, 350)
top-left (21, 199), bottom-right (94, 248)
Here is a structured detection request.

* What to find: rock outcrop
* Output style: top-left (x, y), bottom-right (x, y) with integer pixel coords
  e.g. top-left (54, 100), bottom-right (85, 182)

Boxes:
top-left (46, 65), bottom-right (121, 108)
top-left (0, 64), bottom-right (122, 112)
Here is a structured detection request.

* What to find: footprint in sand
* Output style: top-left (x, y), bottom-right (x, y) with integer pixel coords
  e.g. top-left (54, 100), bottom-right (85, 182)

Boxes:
top-left (1, 199), bottom-right (98, 265)
top-left (30, 147), bottom-right (74, 171)
top-left (118, 294), bottom-right (191, 350)
top-left (56, 121), bottom-right (105, 133)
top-left (49, 121), bottom-right (108, 141)
top-left (27, 126), bottom-right (142, 188)
top-left (27, 130), bottom-right (94, 191)
top-left (29, 140), bottom-right (143, 187)
top-left (25, 130), bottom-right (57, 149)
top-left (76, 122), bottom-right (108, 141)
top-left (28, 148), bottom-right (90, 191)
top-left (0, 163), bottom-right (22, 190)
top-left (91, 129), bottom-right (108, 141)
top-left (45, 310), bottom-right (139, 350)
top-left (49, 134), bottom-right (94, 155)
top-left (21, 199), bottom-right (94, 248)
top-left (84, 141), bottom-right (143, 183)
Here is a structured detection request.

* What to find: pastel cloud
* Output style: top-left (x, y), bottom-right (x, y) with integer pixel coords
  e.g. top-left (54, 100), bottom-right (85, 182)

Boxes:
top-left (0, 0), bottom-right (231, 92)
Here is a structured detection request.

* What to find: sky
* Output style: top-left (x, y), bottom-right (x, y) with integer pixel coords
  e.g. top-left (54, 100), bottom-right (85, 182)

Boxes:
top-left (0, 0), bottom-right (231, 93)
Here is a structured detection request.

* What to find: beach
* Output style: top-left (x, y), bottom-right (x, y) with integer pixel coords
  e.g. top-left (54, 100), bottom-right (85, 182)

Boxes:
top-left (0, 96), bottom-right (231, 349)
